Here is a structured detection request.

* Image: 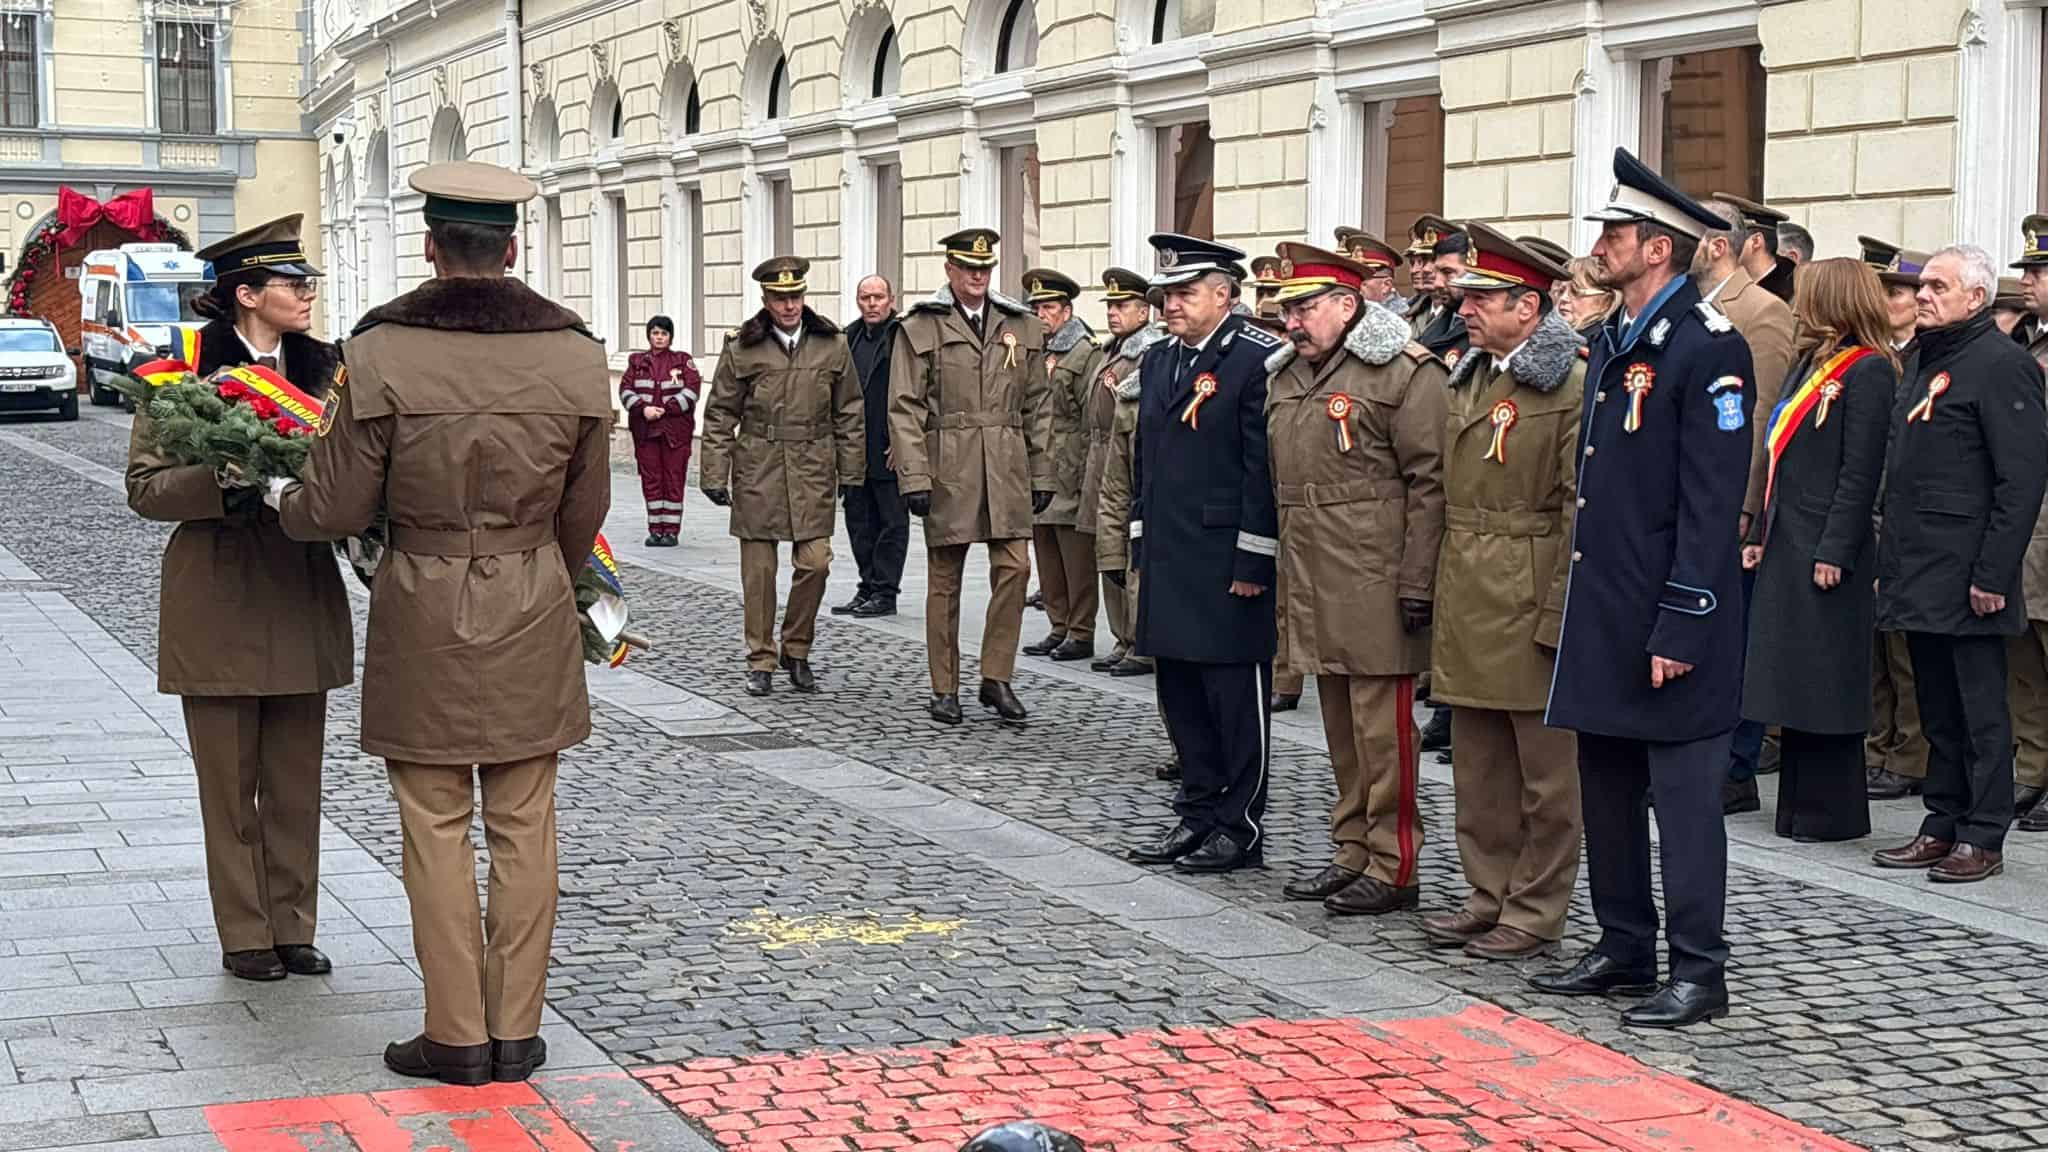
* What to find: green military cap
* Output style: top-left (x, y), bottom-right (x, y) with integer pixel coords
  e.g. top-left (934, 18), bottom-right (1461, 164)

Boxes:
top-left (1248, 256), bottom-right (1284, 290)
top-left (198, 214), bottom-right (322, 279)
top-left (1712, 192), bottom-right (1788, 232)
top-left (942, 227), bottom-right (1000, 269)
top-left (1101, 267), bottom-right (1149, 301)
top-left (752, 256), bottom-right (810, 294)
top-left (1518, 235), bottom-right (1574, 269)
top-left (2012, 214), bottom-right (2048, 268)
top-left (410, 160), bottom-right (536, 228)
top-left (1022, 267), bottom-right (1081, 304)
top-left (1406, 213), bottom-right (1461, 257)
top-left (1858, 235), bottom-right (1901, 270)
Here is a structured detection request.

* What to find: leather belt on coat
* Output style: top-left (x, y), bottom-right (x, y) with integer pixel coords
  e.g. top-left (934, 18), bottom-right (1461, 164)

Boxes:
top-left (388, 521), bottom-right (557, 557)
top-left (935, 412), bottom-right (1025, 429)
top-left (741, 420), bottom-right (824, 442)
top-left (1444, 506), bottom-right (1555, 538)
top-left (1275, 478), bottom-right (1406, 508)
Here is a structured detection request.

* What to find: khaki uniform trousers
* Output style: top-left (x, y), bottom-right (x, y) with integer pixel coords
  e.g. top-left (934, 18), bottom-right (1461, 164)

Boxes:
top-left (181, 694), bottom-right (325, 953)
top-left (1100, 568), bottom-right (1132, 649)
top-left (1868, 629), bottom-right (1927, 779)
top-left (2007, 621), bottom-right (2048, 789)
top-left (1031, 526), bottom-right (1098, 643)
top-left (1273, 604), bottom-right (1304, 697)
top-left (1449, 707), bottom-right (1581, 940)
top-left (926, 539), bottom-right (1029, 695)
top-left (1317, 673), bottom-right (1422, 887)
top-left (740, 538), bottom-right (832, 672)
top-left (389, 754), bottom-right (558, 1047)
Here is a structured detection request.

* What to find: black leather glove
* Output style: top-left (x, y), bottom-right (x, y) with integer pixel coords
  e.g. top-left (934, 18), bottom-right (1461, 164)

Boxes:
top-left (904, 490), bottom-right (932, 517)
top-left (1105, 569), bottom-right (1127, 589)
top-left (1031, 490), bottom-right (1053, 515)
top-left (702, 487), bottom-right (731, 507)
top-left (1399, 597), bottom-right (1433, 634)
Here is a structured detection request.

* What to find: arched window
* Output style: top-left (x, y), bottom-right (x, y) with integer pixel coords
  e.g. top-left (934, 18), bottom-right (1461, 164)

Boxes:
top-left (686, 83), bottom-right (701, 133)
top-left (745, 39), bottom-right (791, 125)
top-left (590, 80), bottom-right (623, 150)
top-left (844, 8), bottom-right (900, 104)
top-left (529, 97), bottom-right (559, 165)
top-left (610, 99), bottom-right (623, 140)
top-left (660, 62), bottom-right (698, 145)
top-left (1150, 0), bottom-right (1214, 43)
top-left (426, 106), bottom-right (468, 163)
top-left (767, 55), bottom-right (789, 119)
top-left (995, 0), bottom-right (1037, 73)
top-left (872, 25), bottom-right (899, 99)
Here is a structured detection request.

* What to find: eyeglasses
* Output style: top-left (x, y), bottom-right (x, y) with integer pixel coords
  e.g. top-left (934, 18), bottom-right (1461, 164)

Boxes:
top-left (266, 279), bottom-right (320, 300)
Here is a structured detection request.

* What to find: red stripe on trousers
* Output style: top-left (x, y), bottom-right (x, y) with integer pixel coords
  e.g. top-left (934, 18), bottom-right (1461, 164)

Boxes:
top-left (1394, 674), bottom-right (1418, 888)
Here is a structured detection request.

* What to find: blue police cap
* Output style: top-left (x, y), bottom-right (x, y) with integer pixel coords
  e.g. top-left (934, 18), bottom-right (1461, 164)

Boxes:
top-left (1583, 148), bottom-right (1727, 240)
top-left (960, 1122), bottom-right (1086, 1152)
top-left (1148, 233), bottom-right (1247, 288)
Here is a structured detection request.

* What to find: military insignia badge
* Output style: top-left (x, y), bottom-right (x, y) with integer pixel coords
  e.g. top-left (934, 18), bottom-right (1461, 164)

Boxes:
top-left (1715, 393), bottom-right (1745, 431)
top-left (1159, 248), bottom-right (1179, 268)
top-left (972, 234), bottom-right (991, 256)
top-left (1648, 318), bottom-right (1671, 348)
top-left (1443, 348), bottom-right (1461, 368)
top-left (1001, 330), bottom-right (1019, 369)
top-left (1697, 302), bottom-right (1734, 334)
top-left (1907, 371), bottom-right (1951, 423)
top-left (1181, 372), bottom-right (1219, 429)
top-left (1622, 363), bottom-right (1654, 434)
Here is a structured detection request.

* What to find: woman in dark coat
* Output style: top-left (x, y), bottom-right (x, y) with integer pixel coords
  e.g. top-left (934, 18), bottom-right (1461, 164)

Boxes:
top-left (1741, 258), bottom-right (1899, 841)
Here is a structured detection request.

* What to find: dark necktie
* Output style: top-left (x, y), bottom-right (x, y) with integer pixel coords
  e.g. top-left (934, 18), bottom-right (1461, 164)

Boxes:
top-left (968, 311), bottom-right (984, 341)
top-left (256, 355), bottom-right (278, 370)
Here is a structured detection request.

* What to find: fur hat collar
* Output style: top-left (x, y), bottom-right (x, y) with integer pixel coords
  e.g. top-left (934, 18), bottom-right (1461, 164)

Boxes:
top-left (912, 282), bottom-right (1029, 318)
top-left (1047, 314), bottom-right (1094, 355)
top-left (1445, 306), bottom-right (1581, 393)
top-left (738, 306), bottom-right (839, 348)
top-left (353, 276), bottom-right (592, 339)
top-left (1262, 298), bottom-right (1410, 376)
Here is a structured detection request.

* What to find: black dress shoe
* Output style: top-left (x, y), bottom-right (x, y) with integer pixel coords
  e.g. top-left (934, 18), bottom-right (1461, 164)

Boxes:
top-left (852, 595), bottom-right (897, 618)
top-left (384, 1034), bottom-right (491, 1086)
top-left (1091, 645), bottom-right (1128, 672)
top-left (831, 594), bottom-right (868, 615)
top-left (1109, 656), bottom-right (1155, 677)
top-left (1026, 589), bottom-right (1044, 610)
top-left (781, 655), bottom-right (816, 693)
top-left (1128, 822), bottom-right (1205, 864)
top-left (1867, 767), bottom-right (1922, 799)
top-left (1420, 708), bottom-right (1452, 752)
top-left (492, 1035), bottom-right (548, 1083)
top-left (1722, 776), bottom-right (1760, 815)
top-left (274, 944), bottom-right (331, 976)
top-left (660, 534), bottom-right (680, 547)
top-left (745, 671), bottom-right (773, 697)
top-left (1023, 631), bottom-right (1067, 657)
top-left (979, 679), bottom-right (1028, 721)
top-left (222, 949), bottom-right (286, 982)
top-left (929, 694), bottom-right (963, 725)
top-left (1269, 693), bottom-right (1300, 713)
top-left (1621, 980), bottom-right (1729, 1029)
top-left (1175, 830), bottom-right (1261, 873)
top-left (1527, 952), bottom-right (1658, 997)
top-left (2021, 800), bottom-right (2048, 833)
top-left (2017, 784), bottom-right (2046, 820)
top-left (1282, 864), bottom-right (1360, 901)
top-left (1324, 875), bottom-right (1419, 916)
top-left (1155, 756), bottom-right (1182, 782)
top-left (645, 533), bottom-right (664, 548)
top-left (1050, 637), bottom-right (1095, 662)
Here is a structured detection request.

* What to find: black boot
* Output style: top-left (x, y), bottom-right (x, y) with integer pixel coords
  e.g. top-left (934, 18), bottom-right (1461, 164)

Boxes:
top-left (1092, 644), bottom-right (1129, 673)
top-left (384, 1034), bottom-right (491, 1086)
top-left (831, 594), bottom-right (869, 616)
top-left (929, 694), bottom-right (963, 725)
top-left (1420, 707), bottom-right (1452, 751)
top-left (781, 655), bottom-right (816, 693)
top-left (979, 679), bottom-right (1028, 721)
top-left (492, 1036), bottom-right (548, 1082)
top-left (852, 595), bottom-right (897, 618)
top-left (1050, 636), bottom-right (1095, 662)
top-left (745, 671), bottom-right (773, 697)
top-left (1023, 631), bottom-right (1067, 657)
top-left (1269, 692), bottom-right (1300, 713)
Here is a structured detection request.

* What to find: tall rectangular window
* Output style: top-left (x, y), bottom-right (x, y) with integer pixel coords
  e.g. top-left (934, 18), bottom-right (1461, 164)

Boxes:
top-left (872, 161), bottom-right (903, 293)
top-left (764, 175), bottom-right (794, 256)
top-left (1155, 121), bottom-right (1214, 237)
top-left (0, 15), bottom-right (37, 129)
top-left (1642, 45), bottom-right (1765, 200)
top-left (2038, 19), bottom-right (2048, 212)
top-left (682, 187), bottom-right (706, 355)
top-left (542, 196), bottom-right (564, 298)
top-left (608, 193), bottom-right (629, 351)
top-left (998, 144), bottom-right (1040, 300)
top-left (156, 21), bottom-right (216, 135)
top-left (1378, 95), bottom-right (1444, 296)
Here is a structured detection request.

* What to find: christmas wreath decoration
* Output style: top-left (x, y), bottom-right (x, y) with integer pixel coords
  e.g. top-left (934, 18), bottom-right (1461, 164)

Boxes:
top-left (6, 188), bottom-right (191, 317)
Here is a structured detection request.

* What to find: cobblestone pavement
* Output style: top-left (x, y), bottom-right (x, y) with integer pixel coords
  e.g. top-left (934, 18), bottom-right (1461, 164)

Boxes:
top-left (1, 411), bottom-right (2044, 1151)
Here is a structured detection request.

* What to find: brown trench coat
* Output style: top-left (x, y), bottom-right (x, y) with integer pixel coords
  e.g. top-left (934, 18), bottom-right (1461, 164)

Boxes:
top-left (1716, 268), bottom-right (1797, 520)
top-left (1080, 326), bottom-right (1163, 541)
top-left (888, 287), bottom-right (1052, 547)
top-left (276, 278), bottom-right (612, 765)
top-left (1034, 316), bottom-right (1103, 527)
top-left (127, 327), bottom-right (353, 696)
top-left (1095, 368), bottom-right (1145, 574)
top-left (1429, 309), bottom-right (1585, 711)
top-left (1268, 302), bottom-right (1447, 677)
top-left (699, 308), bottom-right (864, 542)
top-left (2021, 326), bottom-right (2048, 621)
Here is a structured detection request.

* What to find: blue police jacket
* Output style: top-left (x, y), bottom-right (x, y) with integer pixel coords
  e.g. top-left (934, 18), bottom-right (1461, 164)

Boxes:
top-left (1132, 310), bottom-right (1283, 664)
top-left (1546, 274), bottom-right (1754, 742)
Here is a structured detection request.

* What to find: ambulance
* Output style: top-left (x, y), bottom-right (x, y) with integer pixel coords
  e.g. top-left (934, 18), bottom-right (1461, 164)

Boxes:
top-left (78, 243), bottom-right (213, 407)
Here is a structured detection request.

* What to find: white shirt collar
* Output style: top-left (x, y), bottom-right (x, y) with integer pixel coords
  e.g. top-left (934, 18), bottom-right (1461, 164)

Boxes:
top-left (1495, 338), bottom-right (1532, 376)
top-left (1704, 272), bottom-right (1735, 303)
top-left (236, 327), bottom-right (280, 363)
top-left (775, 325), bottom-right (802, 351)
top-left (1180, 318), bottom-right (1225, 355)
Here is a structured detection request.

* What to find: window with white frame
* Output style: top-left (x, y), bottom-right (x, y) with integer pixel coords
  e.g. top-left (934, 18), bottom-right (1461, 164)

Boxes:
top-left (591, 81), bottom-right (623, 152)
top-left (1151, 0), bottom-right (1214, 44)
top-left (872, 160), bottom-right (903, 292)
top-left (763, 174), bottom-right (794, 256)
top-left (872, 25), bottom-right (900, 99)
top-left (1638, 45), bottom-right (1765, 200)
top-left (996, 0), bottom-right (1037, 74)
top-left (998, 144), bottom-right (1041, 298)
top-left (542, 195), bottom-right (564, 298)
top-left (2039, 17), bottom-right (2048, 211)
top-left (0, 14), bottom-right (36, 129)
top-left (767, 55), bottom-right (791, 120)
top-left (666, 185), bottom-right (706, 354)
top-left (156, 21), bottom-right (215, 135)
top-left (606, 193), bottom-right (628, 349)
top-left (660, 63), bottom-right (696, 146)
top-left (1377, 95), bottom-right (1443, 295)
top-left (428, 106), bottom-right (468, 163)
top-left (1156, 121), bottom-right (1214, 236)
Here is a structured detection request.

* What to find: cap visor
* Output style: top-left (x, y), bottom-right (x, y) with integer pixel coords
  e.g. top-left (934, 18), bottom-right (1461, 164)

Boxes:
top-left (1582, 207), bottom-right (1650, 225)
top-left (1150, 268), bottom-right (1208, 288)
top-left (270, 262), bottom-right (324, 278)
top-left (1449, 271), bottom-right (1518, 291)
top-left (947, 255), bottom-right (998, 269)
top-left (1877, 272), bottom-right (1922, 287)
top-left (1271, 283), bottom-right (1338, 305)
top-left (2013, 258), bottom-right (2048, 270)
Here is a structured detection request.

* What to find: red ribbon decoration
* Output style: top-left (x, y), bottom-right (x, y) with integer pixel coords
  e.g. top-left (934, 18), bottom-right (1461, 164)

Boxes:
top-left (56, 186), bottom-right (160, 248)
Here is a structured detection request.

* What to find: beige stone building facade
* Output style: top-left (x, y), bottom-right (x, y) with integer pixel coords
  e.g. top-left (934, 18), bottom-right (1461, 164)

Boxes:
top-left (309, 0), bottom-right (2048, 369)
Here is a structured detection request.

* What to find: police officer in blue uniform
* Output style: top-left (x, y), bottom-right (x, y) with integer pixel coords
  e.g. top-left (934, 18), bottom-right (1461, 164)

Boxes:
top-left (1532, 150), bottom-right (1754, 1029)
top-left (1124, 234), bottom-right (1285, 874)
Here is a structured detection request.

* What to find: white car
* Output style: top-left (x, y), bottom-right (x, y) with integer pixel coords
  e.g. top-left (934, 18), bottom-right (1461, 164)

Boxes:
top-left (0, 318), bottom-right (79, 421)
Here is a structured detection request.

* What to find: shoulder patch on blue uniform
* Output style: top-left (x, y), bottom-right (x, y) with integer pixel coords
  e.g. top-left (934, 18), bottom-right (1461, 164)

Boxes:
top-left (1236, 324), bottom-right (1283, 349)
top-left (1714, 390), bottom-right (1745, 431)
top-left (1696, 302), bottom-right (1734, 334)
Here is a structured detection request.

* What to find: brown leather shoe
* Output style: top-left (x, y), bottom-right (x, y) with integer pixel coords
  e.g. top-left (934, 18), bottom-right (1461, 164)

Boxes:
top-left (1418, 910), bottom-right (1494, 948)
top-left (1929, 843), bottom-right (2003, 884)
top-left (1464, 924), bottom-right (1553, 960)
top-left (1324, 875), bottom-right (1420, 916)
top-left (1872, 834), bottom-right (1953, 869)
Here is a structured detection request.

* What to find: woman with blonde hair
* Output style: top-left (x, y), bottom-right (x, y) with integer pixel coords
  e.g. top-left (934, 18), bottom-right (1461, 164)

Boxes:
top-left (1560, 256), bottom-right (1620, 341)
top-left (1739, 258), bottom-right (1899, 841)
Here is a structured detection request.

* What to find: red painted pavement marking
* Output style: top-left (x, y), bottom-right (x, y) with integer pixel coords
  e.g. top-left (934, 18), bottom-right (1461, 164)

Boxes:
top-left (206, 1081), bottom-right (600, 1152)
top-left (632, 1009), bottom-right (1865, 1152)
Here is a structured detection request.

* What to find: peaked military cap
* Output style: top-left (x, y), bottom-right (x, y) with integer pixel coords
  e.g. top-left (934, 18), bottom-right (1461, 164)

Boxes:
top-left (1406, 214), bottom-right (1460, 257)
top-left (1452, 222), bottom-right (1568, 293)
top-left (1518, 235), bottom-right (1574, 270)
top-left (1102, 266), bottom-right (1150, 302)
top-left (410, 161), bottom-right (536, 228)
top-left (1585, 148), bottom-right (1728, 239)
top-left (198, 214), bottom-right (322, 279)
top-left (942, 227), bottom-right (1000, 268)
top-left (1858, 235), bottom-right (1902, 270)
top-left (752, 256), bottom-right (809, 294)
top-left (1711, 192), bottom-right (1788, 232)
top-left (1336, 230), bottom-right (1400, 269)
top-left (1023, 267), bottom-right (1081, 304)
top-left (1271, 242), bottom-right (1368, 305)
top-left (1148, 233), bottom-right (1246, 288)
top-left (1996, 276), bottom-right (2027, 311)
top-left (2012, 214), bottom-right (2048, 268)
top-left (1878, 247), bottom-right (1931, 288)
top-left (1249, 255), bottom-right (1284, 289)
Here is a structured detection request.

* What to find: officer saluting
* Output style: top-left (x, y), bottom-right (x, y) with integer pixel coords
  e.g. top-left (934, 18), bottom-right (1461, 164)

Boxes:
top-left (1125, 234), bottom-right (1284, 873)
top-left (1532, 150), bottom-right (1754, 1029)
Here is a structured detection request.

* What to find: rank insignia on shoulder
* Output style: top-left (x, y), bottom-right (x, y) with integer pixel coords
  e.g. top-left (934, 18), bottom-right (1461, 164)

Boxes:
top-left (1707, 375), bottom-right (1743, 394)
top-left (1714, 386), bottom-right (1745, 432)
top-left (1648, 318), bottom-right (1671, 348)
top-left (1696, 302), bottom-right (1733, 334)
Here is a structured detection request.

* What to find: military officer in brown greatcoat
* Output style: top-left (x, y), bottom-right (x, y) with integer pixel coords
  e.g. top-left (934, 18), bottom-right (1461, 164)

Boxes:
top-left (273, 161), bottom-right (612, 1086)
top-left (1418, 224), bottom-right (1585, 960)
top-left (700, 257), bottom-right (864, 696)
top-left (1267, 243), bottom-right (1449, 916)
top-left (1021, 268), bottom-right (1106, 663)
top-left (890, 228), bottom-right (1053, 724)
top-left (128, 214), bottom-right (352, 984)
top-left (1086, 267), bottom-right (1168, 677)
top-left (2008, 217), bottom-right (2048, 830)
